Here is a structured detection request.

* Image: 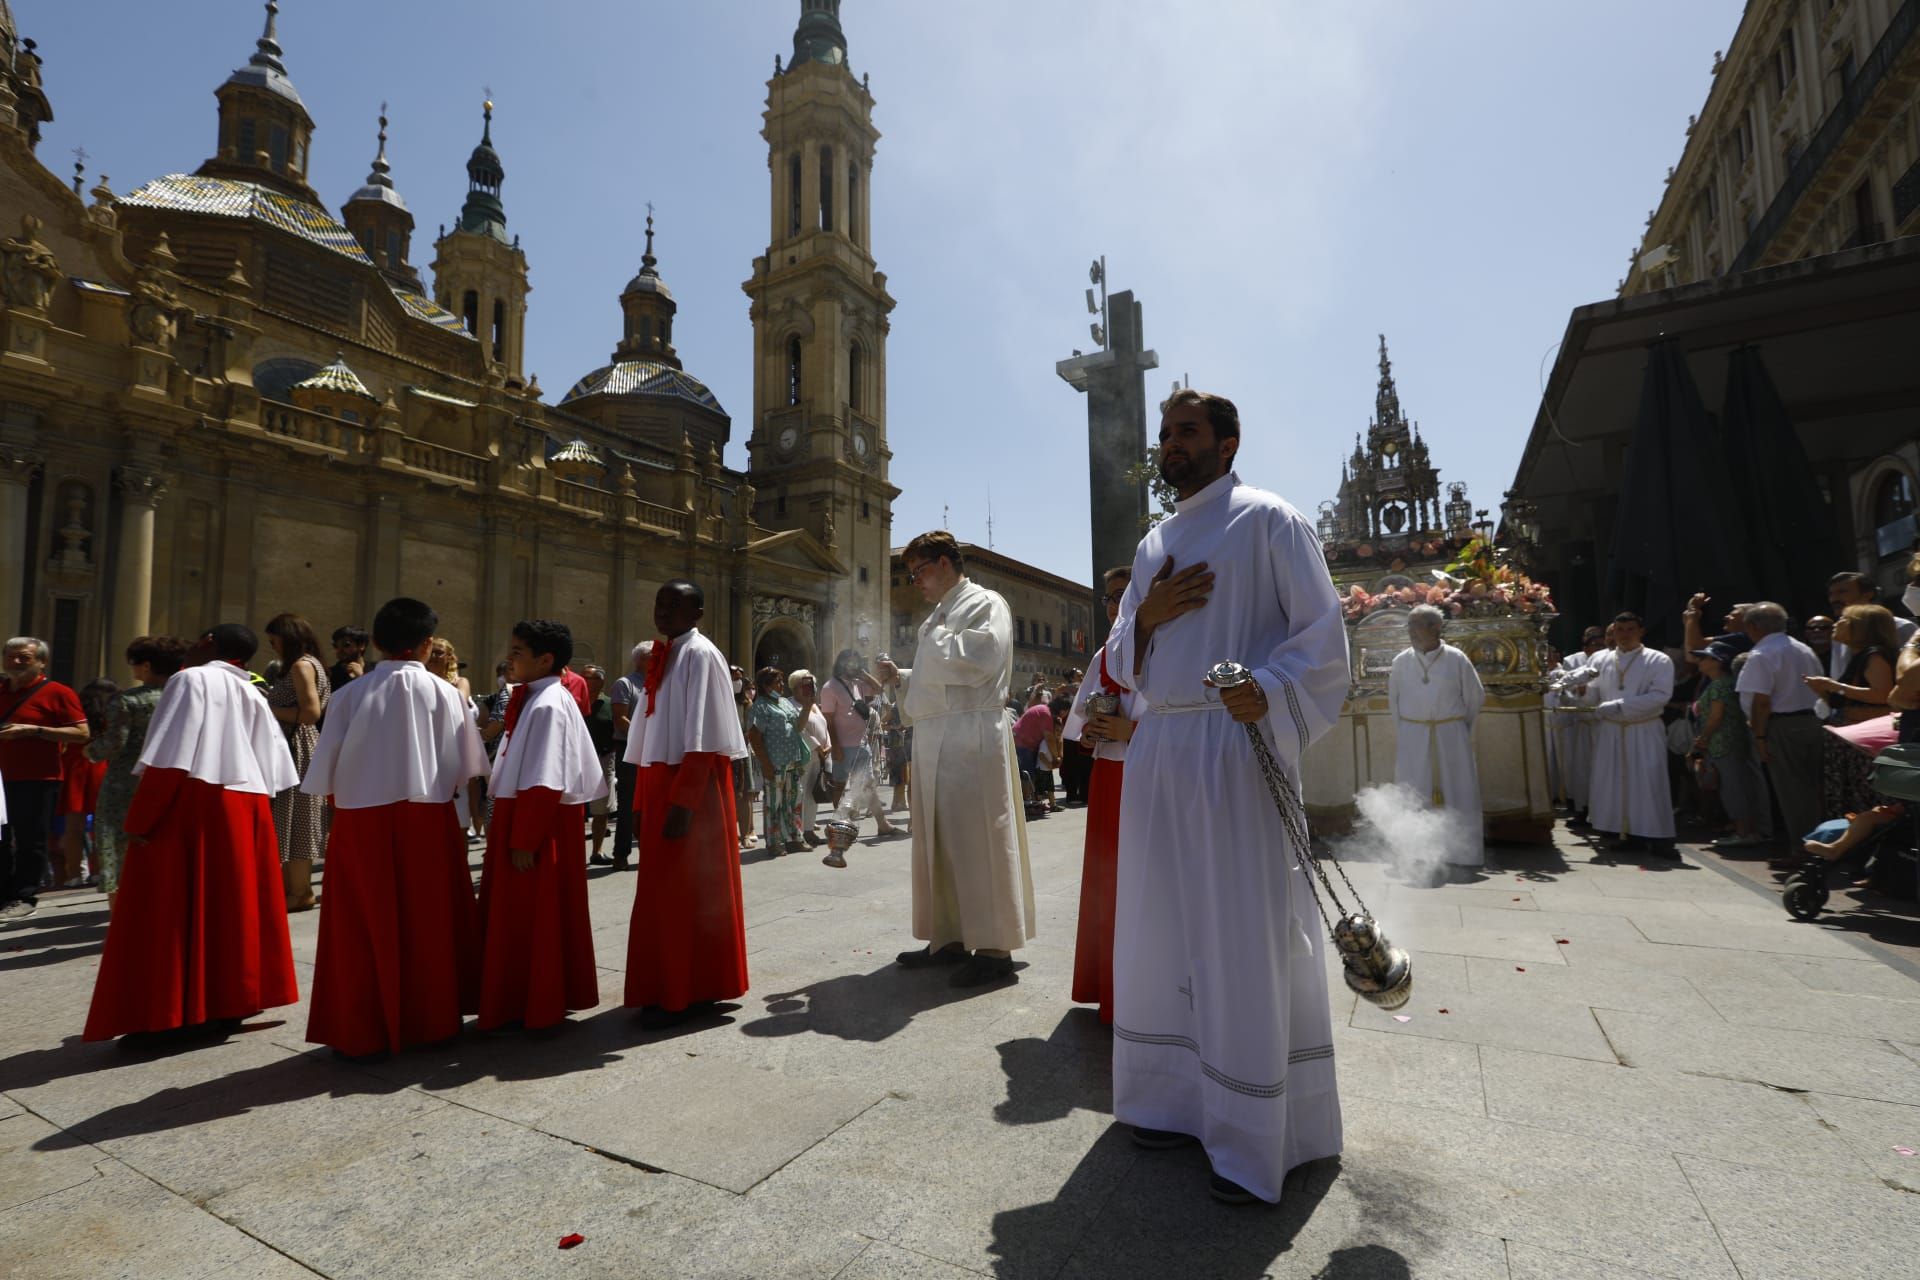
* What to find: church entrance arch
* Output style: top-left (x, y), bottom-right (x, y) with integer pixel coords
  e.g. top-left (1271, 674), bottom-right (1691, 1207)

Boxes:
top-left (753, 618), bottom-right (814, 678)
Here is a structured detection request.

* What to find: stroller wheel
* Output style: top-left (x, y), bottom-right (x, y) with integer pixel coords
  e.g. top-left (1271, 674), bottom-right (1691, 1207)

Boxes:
top-left (1782, 880), bottom-right (1828, 922)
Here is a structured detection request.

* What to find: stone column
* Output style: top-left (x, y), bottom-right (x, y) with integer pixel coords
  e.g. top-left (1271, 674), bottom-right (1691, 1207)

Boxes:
top-left (733, 576), bottom-right (756, 668)
top-left (111, 467), bottom-right (168, 646)
top-left (0, 446), bottom-right (42, 635)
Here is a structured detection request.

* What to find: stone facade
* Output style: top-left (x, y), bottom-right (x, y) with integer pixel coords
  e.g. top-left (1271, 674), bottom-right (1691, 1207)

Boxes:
top-left (0, 1), bottom-right (866, 687)
top-left (889, 544), bottom-right (1093, 685)
top-left (1623, 0), bottom-right (1920, 293)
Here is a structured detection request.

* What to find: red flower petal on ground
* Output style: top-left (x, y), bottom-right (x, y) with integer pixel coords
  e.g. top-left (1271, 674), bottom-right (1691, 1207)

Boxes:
top-left (1556, 938), bottom-right (1571, 945)
top-left (1437, 1008), bottom-right (1451, 1014)
top-left (1515, 966), bottom-right (1526, 972)
top-left (558, 1234), bottom-right (585, 1250)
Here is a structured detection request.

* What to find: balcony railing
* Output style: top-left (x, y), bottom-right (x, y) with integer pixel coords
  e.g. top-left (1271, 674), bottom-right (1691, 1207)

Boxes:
top-left (1731, 0), bottom-right (1918, 271)
top-left (260, 402), bottom-right (358, 454)
top-left (555, 477), bottom-right (618, 518)
top-left (398, 439), bottom-right (487, 486)
top-left (1895, 156), bottom-right (1920, 228)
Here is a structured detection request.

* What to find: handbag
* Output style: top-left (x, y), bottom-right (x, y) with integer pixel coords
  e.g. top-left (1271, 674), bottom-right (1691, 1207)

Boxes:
top-left (1869, 742), bottom-right (1920, 802)
top-left (810, 763), bottom-right (846, 805)
top-left (1689, 753), bottom-right (1721, 792)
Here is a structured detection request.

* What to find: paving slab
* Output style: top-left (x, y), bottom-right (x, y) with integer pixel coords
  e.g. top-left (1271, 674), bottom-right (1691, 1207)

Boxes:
top-left (1688, 976), bottom-right (1920, 1041)
top-left (1629, 914), bottom-right (1869, 960)
top-left (1505, 1240), bottom-right (1682, 1280)
top-left (1479, 1045), bottom-right (1872, 1180)
top-left (1678, 1152), bottom-right (1920, 1280)
top-left (1461, 955), bottom-right (1721, 1020)
top-left (0, 1110), bottom-right (109, 1213)
top-left (1350, 965), bottom-right (1618, 1063)
top-left (537, 1050), bottom-right (882, 1193)
top-left (1593, 1008), bottom-right (1920, 1104)
top-left (1553, 938), bottom-right (1803, 984)
top-left (1327, 1025), bottom-right (1487, 1118)
top-left (1798, 1091), bottom-right (1920, 1193)
top-left (1772, 952), bottom-right (1920, 1001)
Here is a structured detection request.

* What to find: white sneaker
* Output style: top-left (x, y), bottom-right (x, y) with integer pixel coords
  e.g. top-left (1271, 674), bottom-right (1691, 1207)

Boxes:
top-left (0, 901), bottom-right (37, 921)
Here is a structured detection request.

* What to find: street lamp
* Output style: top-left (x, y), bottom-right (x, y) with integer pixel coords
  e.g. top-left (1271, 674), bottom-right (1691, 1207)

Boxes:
top-left (1445, 482), bottom-right (1472, 539)
top-left (1472, 508), bottom-right (1494, 542)
top-left (1316, 500), bottom-right (1338, 546)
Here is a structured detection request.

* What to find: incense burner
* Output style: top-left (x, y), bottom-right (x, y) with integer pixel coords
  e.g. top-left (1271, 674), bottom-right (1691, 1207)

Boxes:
top-left (1332, 913), bottom-right (1413, 1010)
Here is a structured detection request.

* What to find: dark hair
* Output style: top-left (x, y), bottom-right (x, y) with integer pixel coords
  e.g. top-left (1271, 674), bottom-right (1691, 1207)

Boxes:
top-left (264, 613), bottom-right (324, 664)
top-left (125, 634), bottom-right (189, 678)
top-left (1612, 611), bottom-right (1645, 627)
top-left (903, 529), bottom-right (964, 573)
top-left (1581, 626), bottom-right (1606, 642)
top-left (832, 647), bottom-right (865, 679)
top-left (512, 619), bottom-right (573, 671)
top-left (331, 624), bottom-right (370, 647)
top-left (79, 677), bottom-right (121, 723)
top-left (755, 665), bottom-right (783, 694)
top-left (373, 597), bottom-right (438, 653)
top-left (1048, 695), bottom-right (1073, 716)
top-left (1829, 570), bottom-right (1878, 598)
top-left (660, 578), bottom-right (705, 608)
top-left (206, 623), bottom-right (259, 663)
top-left (1161, 387), bottom-right (1242, 442)
top-left (1103, 565), bottom-right (1133, 585)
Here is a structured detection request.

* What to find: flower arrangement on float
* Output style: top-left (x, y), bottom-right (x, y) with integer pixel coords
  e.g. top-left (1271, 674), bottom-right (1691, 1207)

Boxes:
top-left (1340, 537), bottom-right (1554, 622)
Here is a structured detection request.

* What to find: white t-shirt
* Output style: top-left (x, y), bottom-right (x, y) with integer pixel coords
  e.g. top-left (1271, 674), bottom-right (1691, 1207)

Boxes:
top-left (1735, 632), bottom-right (1823, 718)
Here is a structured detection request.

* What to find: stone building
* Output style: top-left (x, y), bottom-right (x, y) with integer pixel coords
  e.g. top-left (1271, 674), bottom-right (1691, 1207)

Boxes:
top-left (889, 544), bottom-right (1093, 686)
top-left (1622, 0), bottom-right (1918, 292)
top-left (0, 0), bottom-right (886, 687)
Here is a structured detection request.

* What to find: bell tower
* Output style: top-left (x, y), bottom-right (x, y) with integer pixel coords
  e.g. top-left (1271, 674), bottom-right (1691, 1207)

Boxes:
top-left (430, 99), bottom-right (530, 382)
top-left (745, 0), bottom-right (898, 657)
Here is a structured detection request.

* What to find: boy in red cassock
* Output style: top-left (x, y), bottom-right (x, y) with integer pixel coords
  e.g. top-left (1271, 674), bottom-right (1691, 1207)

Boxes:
top-left (302, 596), bottom-right (490, 1059)
top-left (476, 619), bottom-right (605, 1033)
top-left (623, 580), bottom-right (752, 1028)
top-left (85, 624), bottom-right (300, 1044)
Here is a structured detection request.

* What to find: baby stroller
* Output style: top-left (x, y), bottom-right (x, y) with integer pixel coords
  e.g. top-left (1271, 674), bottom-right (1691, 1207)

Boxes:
top-left (1782, 743), bottom-right (1920, 922)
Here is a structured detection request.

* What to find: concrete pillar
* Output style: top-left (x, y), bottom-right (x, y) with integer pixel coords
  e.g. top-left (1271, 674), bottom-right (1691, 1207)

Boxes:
top-left (0, 446), bottom-right (40, 635)
top-left (110, 466), bottom-right (167, 647)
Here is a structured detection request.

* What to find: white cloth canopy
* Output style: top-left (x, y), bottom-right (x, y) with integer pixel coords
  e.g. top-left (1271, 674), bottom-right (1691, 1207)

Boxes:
top-left (1388, 641), bottom-right (1486, 863)
top-left (1587, 646), bottom-right (1676, 839)
top-left (624, 628), bottom-right (748, 768)
top-left (1063, 650), bottom-right (1141, 763)
top-left (301, 660), bottom-right (489, 810)
top-left (895, 577), bottom-right (1035, 953)
top-left (491, 676), bottom-right (608, 806)
top-left (136, 661), bottom-right (298, 796)
top-left (1103, 473), bottom-right (1348, 1204)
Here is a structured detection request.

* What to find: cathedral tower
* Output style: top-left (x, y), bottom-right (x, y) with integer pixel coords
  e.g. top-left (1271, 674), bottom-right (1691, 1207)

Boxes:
top-left (341, 107), bottom-right (419, 286)
top-left (430, 100), bottom-right (529, 382)
top-left (195, 1), bottom-right (319, 204)
top-left (745, 0), bottom-right (898, 657)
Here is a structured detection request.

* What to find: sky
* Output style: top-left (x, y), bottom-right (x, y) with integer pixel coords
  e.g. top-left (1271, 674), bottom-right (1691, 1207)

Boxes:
top-left (22, 0), bottom-right (1747, 584)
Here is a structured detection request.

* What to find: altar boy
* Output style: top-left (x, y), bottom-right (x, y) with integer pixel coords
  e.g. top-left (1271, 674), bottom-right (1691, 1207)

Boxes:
top-left (623, 580), bottom-right (751, 1028)
top-left (302, 597), bottom-right (490, 1058)
top-left (477, 619), bottom-right (606, 1032)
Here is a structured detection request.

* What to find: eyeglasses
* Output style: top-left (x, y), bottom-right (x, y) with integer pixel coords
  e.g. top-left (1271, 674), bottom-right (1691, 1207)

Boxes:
top-left (906, 562), bottom-right (935, 584)
top-left (1101, 591), bottom-right (1126, 604)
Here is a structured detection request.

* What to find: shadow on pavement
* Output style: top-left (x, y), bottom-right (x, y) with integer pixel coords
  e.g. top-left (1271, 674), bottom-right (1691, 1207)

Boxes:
top-left (739, 959), bottom-right (1022, 1043)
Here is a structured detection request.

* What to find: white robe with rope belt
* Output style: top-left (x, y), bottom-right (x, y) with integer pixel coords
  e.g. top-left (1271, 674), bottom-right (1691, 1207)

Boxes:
top-left (894, 577), bottom-right (1036, 953)
top-left (1548, 652), bottom-right (1600, 811)
top-left (1388, 641), bottom-right (1486, 863)
top-left (1104, 472), bottom-right (1350, 1204)
top-left (1586, 646), bottom-right (1676, 839)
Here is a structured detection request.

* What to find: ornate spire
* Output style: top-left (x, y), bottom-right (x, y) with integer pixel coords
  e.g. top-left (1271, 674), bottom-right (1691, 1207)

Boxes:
top-left (456, 95), bottom-right (508, 240)
top-left (366, 103), bottom-right (392, 188)
top-left (640, 209), bottom-right (658, 277)
top-left (1375, 332), bottom-right (1403, 427)
top-left (789, 0), bottom-right (848, 69)
top-left (252, 0), bottom-right (287, 75)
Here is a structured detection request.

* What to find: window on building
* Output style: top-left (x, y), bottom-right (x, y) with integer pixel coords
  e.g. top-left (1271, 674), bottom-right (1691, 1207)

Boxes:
top-left (267, 123), bottom-right (289, 172)
top-left (777, 492), bottom-right (788, 517)
top-left (1016, 618), bottom-right (1026, 645)
top-left (1872, 471), bottom-right (1917, 558)
top-left (491, 299), bottom-right (506, 362)
top-left (661, 318), bottom-right (671, 345)
top-left (385, 229), bottom-right (403, 267)
top-left (819, 145), bottom-right (835, 231)
top-left (861, 500), bottom-right (871, 520)
top-left (788, 152), bottom-right (803, 238)
top-left (641, 316), bottom-right (653, 346)
top-left (848, 344), bottom-right (863, 412)
top-left (1697, 183), bottom-right (1719, 225)
top-left (787, 336), bottom-right (803, 406)
top-left (1045, 623), bottom-right (1053, 646)
top-left (462, 290), bottom-right (479, 336)
top-left (237, 116), bottom-right (257, 161)
top-left (859, 567), bottom-right (869, 584)
top-left (1852, 179), bottom-right (1877, 240)
top-left (848, 162), bottom-right (861, 245)
top-left (1775, 29), bottom-right (1797, 93)
top-left (290, 134), bottom-right (306, 175)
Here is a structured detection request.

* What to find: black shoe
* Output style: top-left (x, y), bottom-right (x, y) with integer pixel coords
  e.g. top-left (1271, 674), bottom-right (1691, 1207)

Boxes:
top-left (1130, 1126), bottom-right (1195, 1150)
top-left (1645, 842), bottom-right (1681, 860)
top-left (896, 942), bottom-right (967, 969)
top-left (611, 856), bottom-right (631, 871)
top-left (1208, 1172), bottom-right (1258, 1205)
top-left (479, 1019), bottom-right (526, 1038)
top-left (802, 830), bottom-right (823, 848)
top-left (588, 853), bottom-right (614, 867)
top-left (1567, 813), bottom-right (1591, 830)
top-left (638, 1001), bottom-right (716, 1031)
top-left (949, 953), bottom-right (1016, 988)
top-left (332, 1046), bottom-right (393, 1065)
top-left (784, 841), bottom-right (808, 855)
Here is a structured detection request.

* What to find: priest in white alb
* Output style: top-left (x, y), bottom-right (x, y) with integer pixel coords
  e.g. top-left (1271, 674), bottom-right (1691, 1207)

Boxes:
top-left (1547, 625), bottom-right (1606, 827)
top-left (874, 530), bottom-right (1035, 990)
top-left (1585, 611), bottom-right (1678, 858)
top-left (1103, 389), bottom-right (1350, 1206)
top-left (1387, 605), bottom-right (1486, 866)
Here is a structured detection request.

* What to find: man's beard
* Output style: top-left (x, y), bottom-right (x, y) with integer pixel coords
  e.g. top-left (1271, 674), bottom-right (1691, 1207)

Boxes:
top-left (1159, 444), bottom-right (1221, 489)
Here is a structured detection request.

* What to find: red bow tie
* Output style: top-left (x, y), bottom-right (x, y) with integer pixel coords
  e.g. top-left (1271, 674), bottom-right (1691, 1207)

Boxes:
top-left (1098, 649), bottom-right (1130, 695)
top-left (504, 682), bottom-right (532, 736)
top-left (644, 637), bottom-right (673, 717)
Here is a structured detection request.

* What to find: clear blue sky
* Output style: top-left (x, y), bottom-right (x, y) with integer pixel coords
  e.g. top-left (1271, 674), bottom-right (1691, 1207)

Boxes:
top-left (24, 0), bottom-right (1745, 582)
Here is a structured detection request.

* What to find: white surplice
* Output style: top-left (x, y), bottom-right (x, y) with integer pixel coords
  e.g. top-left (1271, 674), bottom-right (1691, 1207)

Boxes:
top-left (1585, 646), bottom-right (1675, 839)
top-left (624, 629), bottom-right (749, 769)
top-left (895, 577), bottom-right (1036, 953)
top-left (1387, 642), bottom-right (1486, 862)
top-left (139, 661), bottom-right (297, 795)
top-left (1063, 651), bottom-right (1141, 763)
top-left (492, 676), bottom-right (608, 807)
top-left (301, 660), bottom-right (489, 810)
top-left (1546, 652), bottom-right (1599, 811)
top-left (1103, 472), bottom-right (1349, 1204)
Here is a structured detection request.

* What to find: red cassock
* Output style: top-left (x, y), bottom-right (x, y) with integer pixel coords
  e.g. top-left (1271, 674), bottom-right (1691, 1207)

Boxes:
top-left (84, 768), bottom-right (299, 1040)
top-left (476, 787), bottom-right (599, 1030)
top-left (305, 801), bottom-right (480, 1056)
top-left (59, 743), bottom-right (106, 815)
top-left (624, 753), bottom-right (748, 1011)
top-left (1072, 758), bottom-right (1125, 1025)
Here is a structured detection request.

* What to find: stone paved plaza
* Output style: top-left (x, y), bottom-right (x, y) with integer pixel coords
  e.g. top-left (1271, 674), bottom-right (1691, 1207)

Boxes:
top-left (2, 809), bottom-right (1919, 1279)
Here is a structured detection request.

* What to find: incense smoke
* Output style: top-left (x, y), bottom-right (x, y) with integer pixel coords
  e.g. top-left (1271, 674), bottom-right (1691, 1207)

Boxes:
top-left (1335, 783), bottom-right (1481, 884)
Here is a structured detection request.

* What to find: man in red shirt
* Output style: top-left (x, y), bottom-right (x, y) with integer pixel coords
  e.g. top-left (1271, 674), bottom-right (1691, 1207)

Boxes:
top-left (0, 637), bottom-right (90, 920)
top-left (1012, 697), bottom-right (1067, 814)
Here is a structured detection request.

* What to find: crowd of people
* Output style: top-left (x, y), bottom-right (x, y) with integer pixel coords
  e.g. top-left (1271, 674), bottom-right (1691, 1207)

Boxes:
top-left (1545, 563), bottom-right (1920, 889)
